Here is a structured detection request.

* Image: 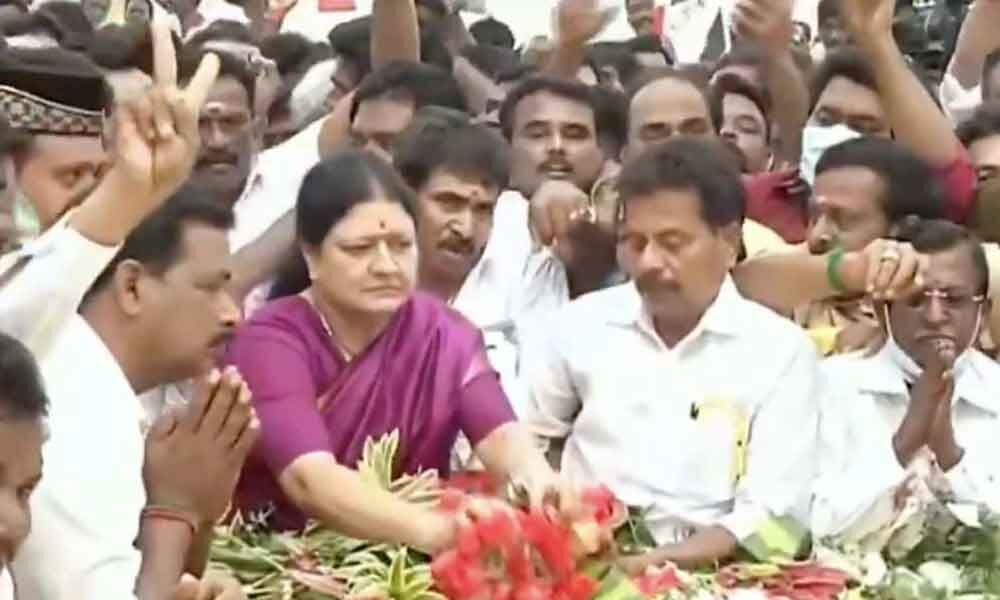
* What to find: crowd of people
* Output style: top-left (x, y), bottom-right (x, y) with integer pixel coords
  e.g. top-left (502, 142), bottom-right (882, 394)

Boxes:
top-left (0, 0), bottom-right (998, 597)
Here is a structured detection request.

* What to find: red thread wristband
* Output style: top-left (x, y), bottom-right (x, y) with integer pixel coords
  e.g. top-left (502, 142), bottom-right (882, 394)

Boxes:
top-left (141, 505), bottom-right (199, 537)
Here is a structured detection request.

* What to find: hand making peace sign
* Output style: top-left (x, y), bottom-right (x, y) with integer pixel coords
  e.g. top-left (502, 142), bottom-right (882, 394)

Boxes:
top-left (111, 20), bottom-right (220, 203)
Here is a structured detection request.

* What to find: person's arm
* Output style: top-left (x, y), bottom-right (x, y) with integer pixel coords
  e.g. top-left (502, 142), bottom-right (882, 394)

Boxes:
top-left (279, 453), bottom-right (454, 552)
top-left (732, 239), bottom-right (926, 314)
top-left (946, 0), bottom-right (1000, 90)
top-left (438, 12), bottom-right (476, 56)
top-left (225, 323), bottom-right (454, 553)
top-left (454, 357), bottom-right (559, 506)
top-left (623, 527), bottom-right (738, 573)
top-left (761, 52), bottom-right (809, 163)
top-left (453, 55), bottom-right (503, 117)
top-left (842, 0), bottom-right (963, 169)
top-left (318, 90), bottom-right (355, 159)
top-left (733, 0), bottom-right (809, 164)
top-left (228, 211), bottom-right (295, 304)
top-left (135, 520), bottom-right (194, 600)
top-left (182, 527), bottom-right (214, 579)
top-left (544, 0), bottom-right (615, 80)
top-left (0, 167), bottom-right (184, 357)
top-left (521, 309), bottom-right (582, 455)
top-left (0, 26), bottom-right (216, 357)
top-left (809, 362), bottom-right (912, 539)
top-left (371, 0), bottom-right (420, 68)
top-left (732, 0), bottom-right (809, 163)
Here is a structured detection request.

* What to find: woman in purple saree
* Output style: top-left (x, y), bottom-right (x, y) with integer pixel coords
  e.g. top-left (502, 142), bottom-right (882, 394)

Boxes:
top-left (226, 151), bottom-right (558, 553)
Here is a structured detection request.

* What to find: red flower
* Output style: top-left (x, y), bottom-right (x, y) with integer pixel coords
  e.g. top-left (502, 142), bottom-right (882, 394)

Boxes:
top-left (557, 573), bottom-right (599, 600)
top-left (439, 489), bottom-right (466, 512)
top-left (636, 566), bottom-right (683, 596)
top-left (479, 512), bottom-right (519, 553)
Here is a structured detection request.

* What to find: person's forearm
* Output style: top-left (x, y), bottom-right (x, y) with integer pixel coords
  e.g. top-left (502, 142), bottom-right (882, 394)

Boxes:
top-left (545, 41), bottom-right (588, 81)
top-left (733, 249), bottom-right (840, 313)
top-left (947, 1), bottom-right (1000, 88)
top-left (453, 57), bottom-right (502, 116)
top-left (762, 51), bottom-right (809, 163)
top-left (371, 0), bottom-right (420, 68)
top-left (475, 423), bottom-right (552, 485)
top-left (69, 169), bottom-right (165, 247)
top-left (282, 459), bottom-right (444, 551)
top-left (858, 32), bottom-right (961, 167)
top-left (318, 92), bottom-right (354, 159)
top-left (440, 12), bottom-right (475, 56)
top-left (647, 526), bottom-right (738, 569)
top-left (183, 525), bottom-right (214, 578)
top-left (228, 211), bottom-right (295, 303)
top-left (135, 519), bottom-right (193, 600)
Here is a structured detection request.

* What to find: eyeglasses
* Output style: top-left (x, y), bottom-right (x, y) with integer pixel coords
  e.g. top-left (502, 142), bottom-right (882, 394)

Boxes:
top-left (902, 288), bottom-right (986, 312)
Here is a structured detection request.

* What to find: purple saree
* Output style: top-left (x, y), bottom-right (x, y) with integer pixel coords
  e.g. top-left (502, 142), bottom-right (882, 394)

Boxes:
top-left (225, 292), bottom-right (515, 531)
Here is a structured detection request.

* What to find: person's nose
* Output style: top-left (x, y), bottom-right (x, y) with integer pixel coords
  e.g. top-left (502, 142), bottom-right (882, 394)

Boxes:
top-left (201, 120), bottom-right (229, 150)
top-left (545, 131), bottom-right (566, 155)
top-left (370, 241), bottom-right (402, 275)
top-left (218, 291), bottom-right (241, 329)
top-left (922, 294), bottom-right (950, 327)
top-left (807, 215), bottom-right (836, 254)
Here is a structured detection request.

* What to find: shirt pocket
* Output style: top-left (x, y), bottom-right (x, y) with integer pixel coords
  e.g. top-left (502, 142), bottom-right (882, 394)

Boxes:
top-left (670, 400), bottom-right (744, 505)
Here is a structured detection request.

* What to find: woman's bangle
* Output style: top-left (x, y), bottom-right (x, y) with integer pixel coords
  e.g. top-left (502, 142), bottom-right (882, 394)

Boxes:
top-left (826, 245), bottom-right (847, 295)
top-left (141, 505), bottom-right (199, 538)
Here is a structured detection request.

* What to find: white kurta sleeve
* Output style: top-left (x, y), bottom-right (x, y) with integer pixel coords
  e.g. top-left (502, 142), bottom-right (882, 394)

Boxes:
top-left (716, 338), bottom-right (820, 540)
top-left (0, 222), bottom-right (118, 357)
top-left (810, 365), bottom-right (909, 539)
top-left (521, 309), bottom-right (581, 449)
top-left (943, 443), bottom-right (1000, 512)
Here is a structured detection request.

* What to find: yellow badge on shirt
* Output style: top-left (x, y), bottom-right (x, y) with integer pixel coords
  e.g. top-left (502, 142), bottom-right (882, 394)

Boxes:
top-left (690, 396), bottom-right (749, 485)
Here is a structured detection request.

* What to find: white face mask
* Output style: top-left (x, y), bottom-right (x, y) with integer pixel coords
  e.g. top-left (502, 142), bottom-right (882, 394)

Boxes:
top-left (11, 187), bottom-right (40, 246)
top-left (799, 124), bottom-right (861, 186)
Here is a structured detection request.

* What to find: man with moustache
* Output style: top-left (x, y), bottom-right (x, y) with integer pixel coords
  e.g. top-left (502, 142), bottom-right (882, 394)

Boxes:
top-left (393, 110), bottom-right (524, 467)
top-left (3, 27), bottom-right (254, 599)
top-left (524, 138), bottom-right (819, 570)
top-left (812, 220), bottom-right (1000, 539)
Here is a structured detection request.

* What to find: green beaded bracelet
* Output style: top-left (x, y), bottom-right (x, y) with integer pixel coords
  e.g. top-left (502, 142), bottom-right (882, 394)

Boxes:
top-left (826, 245), bottom-right (847, 294)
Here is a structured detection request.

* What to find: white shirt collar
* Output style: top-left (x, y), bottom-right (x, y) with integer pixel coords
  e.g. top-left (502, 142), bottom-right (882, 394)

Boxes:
top-left (855, 343), bottom-right (999, 415)
top-left (606, 275), bottom-right (746, 340)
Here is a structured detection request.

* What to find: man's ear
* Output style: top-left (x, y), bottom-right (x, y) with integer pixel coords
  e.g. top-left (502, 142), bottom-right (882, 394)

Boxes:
top-left (111, 259), bottom-right (148, 317)
top-left (719, 221), bottom-right (742, 268)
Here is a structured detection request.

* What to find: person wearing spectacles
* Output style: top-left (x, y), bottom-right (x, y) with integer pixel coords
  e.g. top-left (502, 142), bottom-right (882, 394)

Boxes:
top-left (812, 218), bottom-right (1000, 542)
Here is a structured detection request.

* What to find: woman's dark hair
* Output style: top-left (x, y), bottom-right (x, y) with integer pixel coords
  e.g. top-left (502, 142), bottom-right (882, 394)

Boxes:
top-left (271, 151), bottom-right (418, 299)
top-left (0, 332), bottom-right (48, 421)
top-left (297, 150), bottom-right (416, 247)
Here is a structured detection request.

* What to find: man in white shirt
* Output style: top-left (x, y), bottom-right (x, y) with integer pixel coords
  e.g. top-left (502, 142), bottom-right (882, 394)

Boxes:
top-left (525, 138), bottom-right (819, 570)
top-left (0, 333), bottom-right (47, 600)
top-left (12, 188), bottom-right (256, 600)
top-left (812, 220), bottom-right (1000, 540)
top-left (2, 28), bottom-right (254, 599)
